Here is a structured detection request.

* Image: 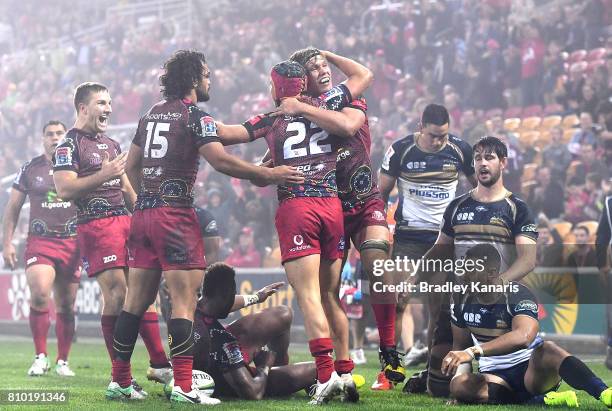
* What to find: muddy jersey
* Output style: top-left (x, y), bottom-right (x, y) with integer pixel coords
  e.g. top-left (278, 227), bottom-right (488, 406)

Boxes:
top-left (243, 97), bottom-right (341, 202)
top-left (132, 99), bottom-right (221, 209)
top-left (13, 155), bottom-right (77, 238)
top-left (53, 128), bottom-right (128, 224)
top-left (332, 93), bottom-right (380, 210)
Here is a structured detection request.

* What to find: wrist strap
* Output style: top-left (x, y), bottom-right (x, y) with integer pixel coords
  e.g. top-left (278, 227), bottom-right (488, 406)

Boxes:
top-left (242, 294), bottom-right (259, 307)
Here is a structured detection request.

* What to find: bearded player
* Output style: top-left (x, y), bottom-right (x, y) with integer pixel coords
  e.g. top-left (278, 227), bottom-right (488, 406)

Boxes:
top-left (3, 121), bottom-right (79, 377)
top-left (109, 50), bottom-right (301, 404)
top-left (216, 57), bottom-right (372, 404)
top-left (278, 48), bottom-right (403, 385)
top-left (53, 83), bottom-right (171, 398)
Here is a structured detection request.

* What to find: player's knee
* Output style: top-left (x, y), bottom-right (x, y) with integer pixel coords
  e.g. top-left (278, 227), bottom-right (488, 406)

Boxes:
top-left (427, 370), bottom-right (451, 397)
top-left (30, 290), bottom-right (51, 310)
top-left (273, 305), bottom-right (293, 327)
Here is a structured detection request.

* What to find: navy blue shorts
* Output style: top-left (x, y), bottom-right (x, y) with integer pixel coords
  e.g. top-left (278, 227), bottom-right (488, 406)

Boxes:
top-left (485, 360), bottom-right (532, 403)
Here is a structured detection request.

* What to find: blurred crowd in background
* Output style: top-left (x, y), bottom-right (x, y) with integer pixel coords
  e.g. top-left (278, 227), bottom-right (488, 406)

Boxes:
top-left (0, 0), bottom-right (611, 268)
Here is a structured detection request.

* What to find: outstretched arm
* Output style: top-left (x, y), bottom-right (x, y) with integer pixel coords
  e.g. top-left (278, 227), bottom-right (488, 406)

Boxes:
top-left (216, 122), bottom-right (251, 146)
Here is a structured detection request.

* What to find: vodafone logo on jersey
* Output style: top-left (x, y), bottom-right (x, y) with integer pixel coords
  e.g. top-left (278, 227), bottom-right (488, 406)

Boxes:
top-left (289, 234), bottom-right (311, 252)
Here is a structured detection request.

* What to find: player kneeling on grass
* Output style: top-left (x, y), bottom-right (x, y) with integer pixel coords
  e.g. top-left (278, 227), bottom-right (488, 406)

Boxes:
top-left (182, 262), bottom-right (320, 400)
top-left (442, 244), bottom-right (612, 408)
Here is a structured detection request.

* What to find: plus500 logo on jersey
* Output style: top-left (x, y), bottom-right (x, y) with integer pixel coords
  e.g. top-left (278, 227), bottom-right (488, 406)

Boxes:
top-left (408, 188), bottom-right (449, 199)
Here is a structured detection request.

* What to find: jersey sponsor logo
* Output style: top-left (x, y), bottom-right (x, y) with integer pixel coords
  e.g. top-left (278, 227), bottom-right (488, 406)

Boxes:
top-left (200, 116), bottom-right (217, 137)
top-left (143, 166), bottom-right (163, 177)
top-left (41, 201), bottom-right (71, 209)
top-left (34, 176), bottom-right (45, 186)
top-left (97, 144), bottom-right (108, 149)
top-left (464, 312), bottom-right (482, 324)
top-left (442, 163), bottom-right (457, 171)
top-left (145, 111), bottom-right (182, 121)
top-left (102, 254), bottom-right (117, 264)
top-left (408, 188), bottom-right (450, 199)
top-left (337, 148), bottom-right (351, 162)
top-left (290, 234), bottom-right (312, 252)
top-left (55, 147), bottom-right (72, 166)
top-left (381, 146), bottom-right (394, 170)
top-left (475, 206), bottom-right (487, 212)
top-left (372, 210), bottom-right (385, 221)
top-left (193, 331), bottom-right (201, 343)
top-left (456, 212), bottom-right (474, 221)
top-left (515, 299), bottom-right (538, 314)
top-left (26, 256), bottom-right (38, 265)
top-left (406, 161), bottom-right (426, 170)
top-left (521, 224), bottom-right (537, 233)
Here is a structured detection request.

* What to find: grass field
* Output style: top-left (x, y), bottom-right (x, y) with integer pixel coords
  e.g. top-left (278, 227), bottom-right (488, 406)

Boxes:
top-left (0, 339), bottom-right (611, 410)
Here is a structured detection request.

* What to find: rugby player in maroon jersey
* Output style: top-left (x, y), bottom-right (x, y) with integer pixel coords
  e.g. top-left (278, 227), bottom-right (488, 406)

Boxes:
top-left (53, 83), bottom-right (171, 399)
top-left (215, 56), bottom-right (372, 405)
top-left (279, 48), bottom-right (404, 386)
top-left (109, 50), bottom-right (301, 404)
top-left (3, 121), bottom-right (79, 377)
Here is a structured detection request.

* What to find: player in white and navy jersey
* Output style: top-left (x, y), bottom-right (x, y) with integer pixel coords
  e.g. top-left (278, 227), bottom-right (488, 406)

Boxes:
top-left (442, 244), bottom-right (612, 408)
top-left (379, 104), bottom-right (476, 391)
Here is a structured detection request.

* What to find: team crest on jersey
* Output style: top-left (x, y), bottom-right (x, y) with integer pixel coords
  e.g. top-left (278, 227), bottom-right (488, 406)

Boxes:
top-left (200, 116), bottom-right (217, 137)
top-left (489, 216), bottom-right (506, 227)
top-left (496, 319), bottom-right (508, 328)
top-left (55, 147), bottom-right (72, 166)
top-left (442, 163), bottom-right (457, 171)
top-left (205, 220), bottom-right (217, 233)
top-left (475, 206), bottom-right (487, 212)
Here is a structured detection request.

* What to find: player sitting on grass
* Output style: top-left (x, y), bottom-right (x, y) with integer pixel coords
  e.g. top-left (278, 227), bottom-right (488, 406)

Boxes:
top-left (190, 262), bottom-right (319, 399)
top-left (442, 244), bottom-right (612, 408)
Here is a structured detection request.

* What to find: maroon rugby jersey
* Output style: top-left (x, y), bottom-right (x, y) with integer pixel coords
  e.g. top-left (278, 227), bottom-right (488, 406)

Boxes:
top-left (132, 99), bottom-right (221, 209)
top-left (53, 128), bottom-right (128, 223)
top-left (13, 155), bottom-right (77, 238)
top-left (332, 96), bottom-right (381, 210)
top-left (242, 85), bottom-right (353, 202)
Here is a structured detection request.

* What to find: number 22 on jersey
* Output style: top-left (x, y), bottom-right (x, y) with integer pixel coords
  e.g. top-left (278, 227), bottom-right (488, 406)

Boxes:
top-left (283, 121), bottom-right (331, 159)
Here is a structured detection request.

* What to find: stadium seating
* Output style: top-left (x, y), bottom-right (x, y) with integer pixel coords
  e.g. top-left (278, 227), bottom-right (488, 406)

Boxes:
top-left (586, 59), bottom-right (605, 74)
top-left (543, 103), bottom-right (564, 115)
top-left (577, 220), bottom-right (598, 242)
top-left (521, 116), bottom-right (542, 130)
top-left (518, 131), bottom-right (540, 147)
top-left (504, 107), bottom-right (522, 119)
top-left (554, 221), bottom-right (573, 239)
top-left (562, 114), bottom-right (579, 129)
top-left (503, 117), bottom-right (521, 132)
top-left (541, 115), bottom-right (562, 130)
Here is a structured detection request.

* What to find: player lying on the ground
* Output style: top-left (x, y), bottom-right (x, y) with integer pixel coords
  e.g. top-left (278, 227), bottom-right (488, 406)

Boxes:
top-left (442, 244), bottom-right (612, 408)
top-left (189, 262), bottom-right (318, 399)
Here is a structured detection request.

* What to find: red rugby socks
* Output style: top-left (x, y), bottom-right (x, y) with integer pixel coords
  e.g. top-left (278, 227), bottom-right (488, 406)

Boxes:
top-left (55, 312), bottom-right (75, 362)
top-left (29, 307), bottom-right (50, 355)
top-left (372, 303), bottom-right (396, 348)
top-left (309, 337), bottom-right (335, 383)
top-left (168, 318), bottom-right (195, 392)
top-left (101, 315), bottom-right (117, 361)
top-left (334, 359), bottom-right (355, 375)
top-left (139, 311), bottom-right (170, 368)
